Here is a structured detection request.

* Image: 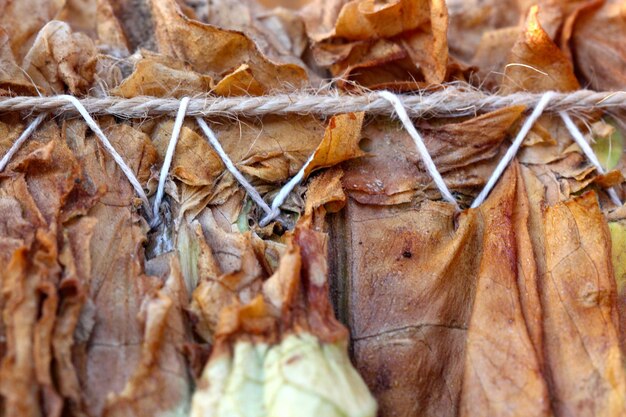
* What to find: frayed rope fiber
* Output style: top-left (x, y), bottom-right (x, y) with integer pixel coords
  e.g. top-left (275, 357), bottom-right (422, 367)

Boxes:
top-left (0, 89), bottom-right (625, 119)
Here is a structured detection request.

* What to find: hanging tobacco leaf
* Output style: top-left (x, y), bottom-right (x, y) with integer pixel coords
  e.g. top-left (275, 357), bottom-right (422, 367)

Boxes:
top-left (0, 1), bottom-right (625, 417)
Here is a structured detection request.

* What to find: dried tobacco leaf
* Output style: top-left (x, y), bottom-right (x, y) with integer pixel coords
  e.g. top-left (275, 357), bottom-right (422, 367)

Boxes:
top-left (102, 259), bottom-right (193, 417)
top-left (541, 191), bottom-right (626, 417)
top-left (54, 216), bottom-right (98, 411)
top-left (446, 0), bottom-right (522, 64)
top-left (459, 1), bottom-right (591, 91)
top-left (501, 5), bottom-right (579, 94)
top-left (202, 0), bottom-right (310, 71)
top-left (303, 0), bottom-right (453, 90)
top-left (0, 118), bottom-right (101, 417)
top-left (187, 211), bottom-right (266, 343)
top-left (342, 106), bottom-right (525, 205)
top-left (148, 111), bottom-right (363, 230)
top-left (150, 0), bottom-right (308, 95)
top-left (191, 227), bottom-right (376, 417)
top-left (343, 162), bottom-right (626, 417)
top-left (300, 167), bottom-right (346, 230)
top-left (0, 29), bottom-right (39, 95)
top-left (0, 0), bottom-right (66, 61)
top-left (1, 243), bottom-right (59, 417)
top-left (1, 1), bottom-right (626, 417)
top-left (608, 221), bottom-right (626, 354)
top-left (114, 52), bottom-right (215, 98)
top-left (95, 0), bottom-right (131, 56)
top-left (564, 0), bottom-right (626, 91)
top-left (345, 197), bottom-right (480, 417)
top-left (60, 119), bottom-right (171, 416)
top-left (151, 118), bottom-right (223, 187)
top-left (493, 5), bottom-right (620, 207)
top-left (459, 163), bottom-right (551, 417)
top-left (22, 20), bottom-right (98, 95)
top-left (304, 112), bottom-right (365, 176)
top-left (213, 115), bottom-right (324, 184)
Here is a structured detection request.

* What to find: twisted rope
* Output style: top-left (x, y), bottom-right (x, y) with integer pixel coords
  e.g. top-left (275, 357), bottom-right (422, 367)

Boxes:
top-left (0, 89), bottom-right (624, 119)
top-left (1, 89), bottom-right (623, 224)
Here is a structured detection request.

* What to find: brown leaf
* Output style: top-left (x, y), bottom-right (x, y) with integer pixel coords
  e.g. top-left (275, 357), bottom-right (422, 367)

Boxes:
top-left (305, 0), bottom-right (451, 90)
top-left (188, 210), bottom-right (265, 343)
top-left (64, 118), bottom-right (158, 207)
top-left (0, 0), bottom-right (65, 61)
top-left (56, 0), bottom-right (96, 37)
top-left (102, 0), bottom-right (157, 51)
top-left (96, 0), bottom-right (131, 56)
top-left (151, 119), bottom-right (223, 186)
top-left (305, 112), bottom-right (365, 176)
top-left (54, 216), bottom-right (97, 411)
top-left (22, 20), bottom-right (98, 95)
top-left (542, 191), bottom-right (626, 416)
top-left (332, 0), bottom-right (432, 41)
top-left (470, 27), bottom-right (520, 91)
top-left (62, 119), bottom-right (161, 416)
top-left (501, 5), bottom-right (580, 93)
top-left (0, 237), bottom-right (62, 417)
top-left (59, 0), bottom-right (131, 57)
top-left (460, 163), bottom-right (551, 417)
top-left (203, 0), bottom-right (310, 70)
top-left (346, 198), bottom-right (480, 417)
top-left (114, 52), bottom-right (214, 98)
top-left (0, 28), bottom-right (39, 95)
top-left (342, 148), bottom-right (626, 417)
top-left (301, 167), bottom-right (346, 229)
top-left (0, 119), bottom-right (99, 417)
top-left (564, 0), bottom-right (626, 90)
top-left (447, 0), bottom-right (522, 63)
top-left (103, 258), bottom-right (193, 417)
top-left (212, 115), bottom-right (325, 183)
top-left (150, 0), bottom-right (307, 95)
top-left (342, 106), bottom-right (525, 205)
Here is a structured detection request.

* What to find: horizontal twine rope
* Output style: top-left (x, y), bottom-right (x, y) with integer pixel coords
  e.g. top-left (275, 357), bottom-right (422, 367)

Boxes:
top-left (0, 88), bottom-right (625, 119)
top-left (1, 90), bottom-right (623, 228)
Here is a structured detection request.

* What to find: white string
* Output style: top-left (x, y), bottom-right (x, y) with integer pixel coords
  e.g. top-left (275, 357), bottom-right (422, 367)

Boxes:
top-left (195, 117), bottom-right (274, 219)
top-left (559, 111), bottom-right (622, 206)
top-left (151, 97), bottom-right (190, 226)
top-left (471, 91), bottom-right (555, 208)
top-left (0, 113), bottom-right (47, 172)
top-left (60, 95), bottom-right (151, 214)
top-left (259, 152), bottom-right (316, 227)
top-left (378, 91), bottom-right (460, 210)
top-left (2, 92), bottom-right (621, 224)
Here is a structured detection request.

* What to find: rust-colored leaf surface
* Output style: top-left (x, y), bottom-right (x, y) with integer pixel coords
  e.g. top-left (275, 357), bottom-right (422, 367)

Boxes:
top-left (0, 0), bottom-right (626, 416)
top-left (303, 0), bottom-right (454, 90)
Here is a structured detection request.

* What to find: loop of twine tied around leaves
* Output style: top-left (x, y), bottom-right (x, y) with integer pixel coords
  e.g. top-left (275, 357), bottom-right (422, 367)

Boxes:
top-left (0, 88), bottom-right (623, 227)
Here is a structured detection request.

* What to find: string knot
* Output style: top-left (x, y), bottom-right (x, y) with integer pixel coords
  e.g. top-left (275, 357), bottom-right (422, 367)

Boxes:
top-left (260, 207), bottom-right (282, 227)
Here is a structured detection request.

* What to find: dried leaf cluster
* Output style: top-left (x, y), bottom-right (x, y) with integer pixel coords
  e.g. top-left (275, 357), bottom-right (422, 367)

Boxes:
top-left (1, 0), bottom-right (626, 417)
